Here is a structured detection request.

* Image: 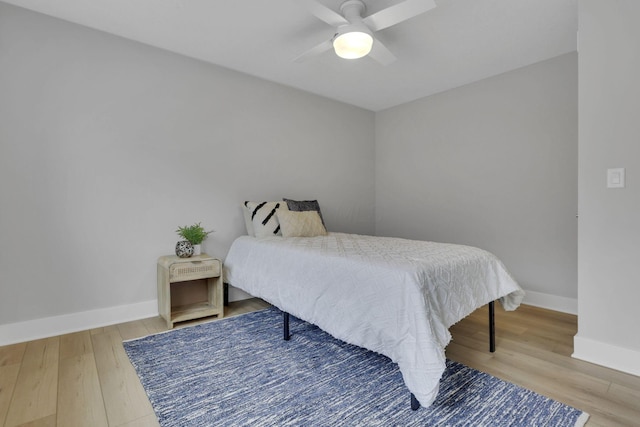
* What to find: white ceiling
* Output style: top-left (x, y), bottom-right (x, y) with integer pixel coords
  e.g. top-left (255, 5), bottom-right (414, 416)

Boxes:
top-left (3, 0), bottom-right (578, 111)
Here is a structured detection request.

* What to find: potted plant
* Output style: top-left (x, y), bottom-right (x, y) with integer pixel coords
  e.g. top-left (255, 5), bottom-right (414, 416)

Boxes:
top-left (176, 222), bottom-right (214, 256)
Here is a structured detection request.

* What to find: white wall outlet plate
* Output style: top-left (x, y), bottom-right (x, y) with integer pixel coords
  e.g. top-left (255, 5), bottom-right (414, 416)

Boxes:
top-left (607, 168), bottom-right (625, 188)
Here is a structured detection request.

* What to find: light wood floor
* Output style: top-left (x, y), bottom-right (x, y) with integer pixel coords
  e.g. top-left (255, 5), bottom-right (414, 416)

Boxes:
top-left (1, 300), bottom-right (639, 426)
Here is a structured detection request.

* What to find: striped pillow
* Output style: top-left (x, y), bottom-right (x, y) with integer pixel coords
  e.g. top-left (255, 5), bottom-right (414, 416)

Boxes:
top-left (242, 204), bottom-right (255, 236)
top-left (244, 201), bottom-right (289, 238)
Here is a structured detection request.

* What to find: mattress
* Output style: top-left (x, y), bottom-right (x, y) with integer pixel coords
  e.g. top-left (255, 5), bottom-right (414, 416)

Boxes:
top-left (224, 232), bottom-right (524, 407)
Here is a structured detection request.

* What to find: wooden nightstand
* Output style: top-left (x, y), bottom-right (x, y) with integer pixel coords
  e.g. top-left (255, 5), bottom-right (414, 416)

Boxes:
top-left (157, 254), bottom-right (224, 328)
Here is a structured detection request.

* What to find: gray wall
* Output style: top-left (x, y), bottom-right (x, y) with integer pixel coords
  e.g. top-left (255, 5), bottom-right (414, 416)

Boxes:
top-left (575, 0), bottom-right (640, 372)
top-left (375, 53), bottom-right (578, 301)
top-left (0, 3), bottom-right (375, 325)
top-left (1, 2), bottom-right (589, 350)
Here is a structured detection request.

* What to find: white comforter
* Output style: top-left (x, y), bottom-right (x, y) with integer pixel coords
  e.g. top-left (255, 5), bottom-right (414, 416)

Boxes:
top-left (224, 233), bottom-right (524, 407)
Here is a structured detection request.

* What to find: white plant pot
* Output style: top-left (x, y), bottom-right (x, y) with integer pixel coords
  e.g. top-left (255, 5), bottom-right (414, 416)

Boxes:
top-left (192, 244), bottom-right (202, 256)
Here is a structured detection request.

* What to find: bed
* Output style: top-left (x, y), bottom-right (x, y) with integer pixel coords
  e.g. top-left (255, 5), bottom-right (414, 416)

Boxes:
top-left (224, 229), bottom-right (524, 409)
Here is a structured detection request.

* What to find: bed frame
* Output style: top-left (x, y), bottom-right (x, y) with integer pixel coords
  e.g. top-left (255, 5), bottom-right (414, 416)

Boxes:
top-left (282, 300), bottom-right (496, 411)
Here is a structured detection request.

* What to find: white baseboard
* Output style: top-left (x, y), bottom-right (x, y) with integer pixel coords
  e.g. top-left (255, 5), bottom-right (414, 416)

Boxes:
top-left (0, 289), bottom-right (578, 347)
top-left (573, 335), bottom-right (640, 377)
top-left (0, 300), bottom-right (158, 346)
top-left (226, 287), bottom-right (578, 315)
top-left (521, 289), bottom-right (578, 315)
top-left (227, 286), bottom-right (252, 303)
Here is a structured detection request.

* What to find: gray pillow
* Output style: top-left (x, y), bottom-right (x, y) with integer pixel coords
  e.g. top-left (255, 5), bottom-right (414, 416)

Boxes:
top-left (283, 198), bottom-right (325, 227)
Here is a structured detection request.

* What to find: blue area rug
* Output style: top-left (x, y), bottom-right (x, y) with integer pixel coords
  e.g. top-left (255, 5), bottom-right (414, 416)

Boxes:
top-left (124, 307), bottom-right (589, 426)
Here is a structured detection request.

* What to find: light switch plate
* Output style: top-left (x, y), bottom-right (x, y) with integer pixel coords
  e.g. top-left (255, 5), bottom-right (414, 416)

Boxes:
top-left (607, 168), bottom-right (625, 188)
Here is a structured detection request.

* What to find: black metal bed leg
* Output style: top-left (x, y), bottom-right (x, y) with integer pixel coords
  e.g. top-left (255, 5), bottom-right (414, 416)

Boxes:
top-left (410, 393), bottom-right (420, 410)
top-left (489, 300), bottom-right (495, 353)
top-left (283, 312), bottom-right (290, 341)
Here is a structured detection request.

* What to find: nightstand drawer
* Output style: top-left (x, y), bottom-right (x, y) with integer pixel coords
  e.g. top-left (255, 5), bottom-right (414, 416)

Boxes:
top-left (169, 259), bottom-right (220, 282)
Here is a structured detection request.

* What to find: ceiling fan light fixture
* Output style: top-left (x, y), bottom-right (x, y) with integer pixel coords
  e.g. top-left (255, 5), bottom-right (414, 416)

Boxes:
top-left (333, 30), bottom-right (373, 59)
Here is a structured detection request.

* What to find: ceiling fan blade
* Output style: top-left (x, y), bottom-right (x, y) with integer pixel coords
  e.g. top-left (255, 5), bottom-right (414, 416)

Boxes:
top-left (368, 38), bottom-right (396, 65)
top-left (300, 0), bottom-right (349, 27)
top-left (363, 0), bottom-right (436, 32)
top-left (293, 39), bottom-right (334, 63)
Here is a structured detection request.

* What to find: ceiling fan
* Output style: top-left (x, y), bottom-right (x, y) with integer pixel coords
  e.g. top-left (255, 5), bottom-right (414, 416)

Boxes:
top-left (294, 0), bottom-right (437, 65)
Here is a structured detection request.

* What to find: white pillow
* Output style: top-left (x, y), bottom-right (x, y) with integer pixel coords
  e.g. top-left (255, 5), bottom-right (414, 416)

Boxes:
top-left (242, 202), bottom-right (255, 236)
top-left (276, 210), bottom-right (327, 238)
top-left (244, 201), bottom-right (289, 238)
